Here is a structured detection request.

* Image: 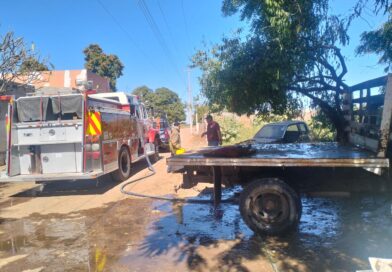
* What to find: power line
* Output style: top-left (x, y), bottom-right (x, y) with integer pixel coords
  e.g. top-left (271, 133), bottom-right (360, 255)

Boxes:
top-left (181, 0), bottom-right (192, 57)
top-left (187, 68), bottom-right (193, 130)
top-left (138, 0), bottom-right (182, 78)
top-left (137, 0), bottom-right (183, 81)
top-left (95, 0), bottom-right (161, 75)
top-left (156, 0), bottom-right (182, 57)
top-left (180, 0), bottom-right (194, 104)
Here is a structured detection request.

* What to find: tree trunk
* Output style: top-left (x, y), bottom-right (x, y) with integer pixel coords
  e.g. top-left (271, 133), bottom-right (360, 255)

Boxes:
top-left (315, 103), bottom-right (347, 143)
top-left (298, 91), bottom-right (348, 143)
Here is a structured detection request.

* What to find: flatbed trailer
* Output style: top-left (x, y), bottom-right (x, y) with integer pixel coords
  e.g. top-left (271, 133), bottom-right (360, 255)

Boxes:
top-left (167, 75), bottom-right (392, 235)
top-left (168, 142), bottom-right (389, 168)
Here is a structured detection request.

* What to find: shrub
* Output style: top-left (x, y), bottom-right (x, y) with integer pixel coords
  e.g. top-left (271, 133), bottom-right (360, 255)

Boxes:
top-left (308, 116), bottom-right (336, 142)
top-left (220, 117), bottom-right (242, 144)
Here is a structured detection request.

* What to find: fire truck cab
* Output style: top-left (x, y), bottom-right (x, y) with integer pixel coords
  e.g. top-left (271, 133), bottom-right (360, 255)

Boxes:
top-left (90, 92), bottom-right (160, 147)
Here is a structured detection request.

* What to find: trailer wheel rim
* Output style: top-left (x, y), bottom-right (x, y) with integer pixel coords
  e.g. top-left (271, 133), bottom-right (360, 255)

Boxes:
top-left (120, 150), bottom-right (130, 176)
top-left (247, 190), bottom-right (290, 228)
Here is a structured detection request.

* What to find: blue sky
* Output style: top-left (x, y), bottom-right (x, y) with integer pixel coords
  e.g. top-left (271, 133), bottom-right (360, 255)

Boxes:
top-left (0, 0), bottom-right (388, 103)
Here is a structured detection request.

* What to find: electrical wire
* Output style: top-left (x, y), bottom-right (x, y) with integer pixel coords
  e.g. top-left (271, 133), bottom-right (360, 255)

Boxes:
top-left (95, 0), bottom-right (161, 74)
top-left (137, 0), bottom-right (183, 81)
top-left (180, 0), bottom-right (192, 57)
top-left (156, 0), bottom-right (183, 57)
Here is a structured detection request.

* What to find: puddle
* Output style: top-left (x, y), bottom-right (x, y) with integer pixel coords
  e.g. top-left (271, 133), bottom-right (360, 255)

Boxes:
top-left (264, 196), bottom-right (392, 271)
top-left (0, 198), bottom-right (153, 272)
top-left (0, 193), bottom-right (391, 271)
top-left (116, 194), bottom-right (392, 271)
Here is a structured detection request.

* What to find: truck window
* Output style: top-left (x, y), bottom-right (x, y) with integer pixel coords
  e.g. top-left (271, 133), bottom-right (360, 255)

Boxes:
top-left (142, 107), bottom-right (147, 119)
top-left (255, 125), bottom-right (285, 139)
top-left (130, 105), bottom-right (136, 116)
top-left (127, 96), bottom-right (134, 105)
top-left (136, 107), bottom-right (141, 119)
top-left (284, 125), bottom-right (300, 142)
top-left (137, 106), bottom-right (144, 119)
top-left (105, 97), bottom-right (120, 102)
top-left (143, 107), bottom-right (149, 119)
top-left (299, 124), bottom-right (307, 132)
top-left (287, 124), bottom-right (299, 132)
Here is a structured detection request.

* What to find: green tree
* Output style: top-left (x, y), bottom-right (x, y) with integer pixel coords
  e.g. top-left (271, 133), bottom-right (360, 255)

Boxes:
top-left (154, 87), bottom-right (186, 123)
top-left (131, 86), bottom-right (186, 124)
top-left (356, 1), bottom-right (392, 71)
top-left (83, 44), bottom-right (124, 91)
top-left (192, 0), bottom-right (353, 141)
top-left (194, 95), bottom-right (210, 123)
top-left (132, 85), bottom-right (154, 104)
top-left (19, 56), bottom-right (49, 73)
top-left (308, 110), bottom-right (336, 141)
top-left (195, 104), bottom-right (210, 123)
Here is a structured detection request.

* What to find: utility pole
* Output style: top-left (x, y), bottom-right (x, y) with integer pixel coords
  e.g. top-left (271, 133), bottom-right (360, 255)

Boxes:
top-left (187, 68), bottom-right (193, 134)
top-left (195, 111), bottom-right (199, 133)
top-left (194, 95), bottom-right (200, 133)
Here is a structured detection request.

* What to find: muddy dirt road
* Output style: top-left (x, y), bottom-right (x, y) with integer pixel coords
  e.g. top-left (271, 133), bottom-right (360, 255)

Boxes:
top-left (0, 128), bottom-right (391, 271)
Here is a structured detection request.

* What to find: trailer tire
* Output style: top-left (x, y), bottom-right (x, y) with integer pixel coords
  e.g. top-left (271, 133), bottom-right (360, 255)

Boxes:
top-left (111, 147), bottom-right (131, 182)
top-left (239, 178), bottom-right (301, 235)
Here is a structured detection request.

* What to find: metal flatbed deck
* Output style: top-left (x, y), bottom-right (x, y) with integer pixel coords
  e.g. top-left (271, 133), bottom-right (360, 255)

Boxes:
top-left (167, 143), bottom-right (389, 168)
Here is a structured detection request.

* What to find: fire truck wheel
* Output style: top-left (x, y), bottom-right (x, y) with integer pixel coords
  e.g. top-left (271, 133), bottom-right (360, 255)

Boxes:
top-left (111, 147), bottom-right (131, 182)
top-left (239, 178), bottom-right (301, 236)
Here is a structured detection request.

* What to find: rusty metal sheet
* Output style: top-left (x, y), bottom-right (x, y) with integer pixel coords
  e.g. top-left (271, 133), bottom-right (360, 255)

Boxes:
top-left (348, 75), bottom-right (387, 91)
top-left (167, 143), bottom-right (389, 168)
top-left (377, 74), bottom-right (392, 157)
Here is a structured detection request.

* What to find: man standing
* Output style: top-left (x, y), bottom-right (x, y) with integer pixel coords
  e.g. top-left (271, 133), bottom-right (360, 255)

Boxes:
top-left (201, 115), bottom-right (222, 146)
top-left (169, 121), bottom-right (181, 155)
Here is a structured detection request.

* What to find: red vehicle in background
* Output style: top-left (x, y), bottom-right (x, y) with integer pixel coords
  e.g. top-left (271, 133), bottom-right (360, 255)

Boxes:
top-left (153, 115), bottom-right (171, 151)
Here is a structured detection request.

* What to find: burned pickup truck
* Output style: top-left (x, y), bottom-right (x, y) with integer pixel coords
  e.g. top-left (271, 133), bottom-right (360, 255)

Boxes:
top-left (167, 75), bottom-right (392, 235)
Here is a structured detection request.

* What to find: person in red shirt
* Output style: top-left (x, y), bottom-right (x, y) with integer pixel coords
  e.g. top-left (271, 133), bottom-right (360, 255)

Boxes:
top-left (201, 115), bottom-right (222, 146)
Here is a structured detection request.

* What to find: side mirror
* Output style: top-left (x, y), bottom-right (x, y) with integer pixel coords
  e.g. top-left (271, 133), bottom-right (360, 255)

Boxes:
top-left (130, 105), bottom-right (136, 116)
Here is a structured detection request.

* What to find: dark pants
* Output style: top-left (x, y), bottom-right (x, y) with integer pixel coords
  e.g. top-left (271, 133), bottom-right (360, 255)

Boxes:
top-left (208, 140), bottom-right (219, 146)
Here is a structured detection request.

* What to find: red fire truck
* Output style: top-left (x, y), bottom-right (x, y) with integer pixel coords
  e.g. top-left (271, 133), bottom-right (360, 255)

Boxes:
top-left (0, 90), bottom-right (160, 183)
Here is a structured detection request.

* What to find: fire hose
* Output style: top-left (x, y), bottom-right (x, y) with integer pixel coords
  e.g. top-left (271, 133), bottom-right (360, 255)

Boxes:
top-left (120, 147), bottom-right (235, 204)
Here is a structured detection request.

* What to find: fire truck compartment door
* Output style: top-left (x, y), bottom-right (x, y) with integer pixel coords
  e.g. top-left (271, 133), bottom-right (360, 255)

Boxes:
top-left (40, 127), bottom-right (66, 142)
top-left (41, 143), bottom-right (81, 174)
